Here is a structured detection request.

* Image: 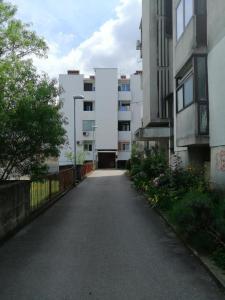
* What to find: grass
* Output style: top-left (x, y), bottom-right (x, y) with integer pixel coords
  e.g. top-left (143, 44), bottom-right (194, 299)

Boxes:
top-left (30, 180), bottom-right (60, 209)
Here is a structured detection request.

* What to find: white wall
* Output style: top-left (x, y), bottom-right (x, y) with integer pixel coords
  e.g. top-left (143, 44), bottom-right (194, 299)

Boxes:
top-left (208, 35), bottom-right (225, 188)
top-left (208, 35), bottom-right (225, 148)
top-left (130, 74), bottom-right (143, 141)
top-left (59, 74), bottom-right (84, 166)
top-left (95, 68), bottom-right (118, 150)
top-left (59, 69), bottom-right (143, 166)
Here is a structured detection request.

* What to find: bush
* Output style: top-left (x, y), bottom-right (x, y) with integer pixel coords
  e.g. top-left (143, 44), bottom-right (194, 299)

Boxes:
top-left (141, 148), bottom-right (168, 180)
top-left (212, 248), bottom-right (225, 270)
top-left (170, 190), bottom-right (214, 236)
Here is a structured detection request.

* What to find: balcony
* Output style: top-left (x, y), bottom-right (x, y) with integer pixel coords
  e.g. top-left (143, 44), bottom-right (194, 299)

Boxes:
top-left (118, 131), bottom-right (131, 141)
top-left (118, 111), bottom-right (131, 121)
top-left (117, 151), bottom-right (131, 161)
top-left (118, 91), bottom-right (131, 100)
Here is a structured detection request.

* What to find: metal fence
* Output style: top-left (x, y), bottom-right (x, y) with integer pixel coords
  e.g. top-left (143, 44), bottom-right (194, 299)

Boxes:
top-left (30, 168), bottom-right (74, 212)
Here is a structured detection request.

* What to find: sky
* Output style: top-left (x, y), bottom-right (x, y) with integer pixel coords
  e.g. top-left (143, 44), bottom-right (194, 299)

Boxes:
top-left (10, 0), bottom-right (142, 78)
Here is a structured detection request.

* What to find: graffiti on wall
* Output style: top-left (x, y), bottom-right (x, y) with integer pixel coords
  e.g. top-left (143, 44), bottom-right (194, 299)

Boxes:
top-left (216, 150), bottom-right (225, 171)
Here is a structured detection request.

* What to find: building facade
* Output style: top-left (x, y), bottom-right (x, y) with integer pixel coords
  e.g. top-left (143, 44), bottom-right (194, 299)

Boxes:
top-left (139, 0), bottom-right (225, 188)
top-left (136, 0), bottom-right (173, 157)
top-left (59, 68), bottom-right (143, 169)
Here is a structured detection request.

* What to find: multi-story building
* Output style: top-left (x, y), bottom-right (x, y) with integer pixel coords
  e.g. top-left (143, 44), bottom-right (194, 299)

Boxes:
top-left (59, 68), bottom-right (143, 169)
top-left (173, 0), bottom-right (209, 167)
top-left (138, 0), bottom-right (225, 189)
top-left (136, 0), bottom-right (173, 158)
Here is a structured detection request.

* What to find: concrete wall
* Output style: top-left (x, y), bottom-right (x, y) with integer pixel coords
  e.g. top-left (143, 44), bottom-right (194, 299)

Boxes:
top-left (142, 0), bottom-right (158, 126)
top-left (207, 0), bottom-right (225, 52)
top-left (0, 181), bottom-right (30, 240)
top-left (208, 3), bottom-right (225, 188)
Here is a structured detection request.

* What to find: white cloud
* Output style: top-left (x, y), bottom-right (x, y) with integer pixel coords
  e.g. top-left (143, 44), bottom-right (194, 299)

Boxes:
top-left (33, 0), bottom-right (142, 78)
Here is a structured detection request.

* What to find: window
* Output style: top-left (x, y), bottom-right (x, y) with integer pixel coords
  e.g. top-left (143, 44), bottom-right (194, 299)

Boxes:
top-left (84, 142), bottom-right (93, 152)
top-left (84, 82), bottom-right (94, 91)
top-left (83, 101), bottom-right (94, 111)
top-left (185, 0), bottom-right (193, 26)
top-left (199, 104), bottom-right (208, 134)
top-left (177, 88), bottom-right (184, 112)
top-left (118, 83), bottom-right (130, 91)
top-left (176, 0), bottom-right (184, 40)
top-left (196, 56), bottom-right (207, 100)
top-left (184, 76), bottom-right (193, 106)
top-left (177, 74), bottom-right (193, 112)
top-left (119, 101), bottom-right (130, 111)
top-left (82, 120), bottom-right (95, 131)
top-left (118, 121), bottom-right (130, 131)
top-left (118, 142), bottom-right (130, 151)
top-left (176, 0), bottom-right (193, 40)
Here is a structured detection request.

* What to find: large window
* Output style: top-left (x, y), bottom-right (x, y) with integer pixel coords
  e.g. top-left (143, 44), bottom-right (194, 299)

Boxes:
top-left (177, 88), bottom-right (184, 112)
top-left (176, 0), bottom-right (184, 40)
top-left (82, 120), bottom-right (95, 131)
top-left (184, 76), bottom-right (193, 106)
top-left (185, 0), bottom-right (193, 26)
top-left (176, 0), bottom-right (193, 40)
top-left (177, 74), bottom-right (193, 112)
top-left (196, 57), bottom-right (207, 100)
top-left (118, 121), bottom-right (130, 131)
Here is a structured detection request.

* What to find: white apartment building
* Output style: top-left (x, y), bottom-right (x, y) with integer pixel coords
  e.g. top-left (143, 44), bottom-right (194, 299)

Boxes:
top-left (59, 68), bottom-right (143, 169)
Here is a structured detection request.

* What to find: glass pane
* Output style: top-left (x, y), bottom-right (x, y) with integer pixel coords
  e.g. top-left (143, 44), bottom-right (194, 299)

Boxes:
top-left (199, 105), bottom-right (208, 134)
top-left (177, 0), bottom-right (184, 40)
top-left (184, 76), bottom-right (193, 106)
top-left (177, 87), bottom-right (183, 111)
top-left (196, 57), bottom-right (207, 100)
top-left (185, 0), bottom-right (193, 26)
top-left (83, 120), bottom-right (95, 131)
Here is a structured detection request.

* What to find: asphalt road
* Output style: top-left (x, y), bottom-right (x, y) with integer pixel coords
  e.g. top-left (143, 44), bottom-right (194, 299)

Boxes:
top-left (0, 170), bottom-right (224, 300)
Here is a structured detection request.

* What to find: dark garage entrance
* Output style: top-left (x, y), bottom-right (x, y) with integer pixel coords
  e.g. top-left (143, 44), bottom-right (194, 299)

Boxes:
top-left (98, 152), bottom-right (116, 169)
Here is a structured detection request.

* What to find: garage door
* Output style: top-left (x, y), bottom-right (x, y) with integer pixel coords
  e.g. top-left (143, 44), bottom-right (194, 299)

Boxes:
top-left (98, 153), bottom-right (116, 169)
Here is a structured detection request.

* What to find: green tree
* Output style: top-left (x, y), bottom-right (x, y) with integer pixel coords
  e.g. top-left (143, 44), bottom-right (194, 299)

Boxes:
top-left (0, 59), bottom-right (67, 180)
top-left (0, 1), bottom-right (47, 59)
top-left (0, 1), bottom-right (67, 180)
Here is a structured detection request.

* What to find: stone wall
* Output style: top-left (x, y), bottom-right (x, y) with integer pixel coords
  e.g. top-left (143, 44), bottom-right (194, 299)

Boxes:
top-left (0, 181), bottom-right (30, 240)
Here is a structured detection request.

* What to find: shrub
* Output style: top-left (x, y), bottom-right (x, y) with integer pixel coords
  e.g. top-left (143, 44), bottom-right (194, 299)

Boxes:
top-left (141, 148), bottom-right (168, 180)
top-left (212, 248), bottom-right (225, 270)
top-left (170, 190), bottom-right (214, 236)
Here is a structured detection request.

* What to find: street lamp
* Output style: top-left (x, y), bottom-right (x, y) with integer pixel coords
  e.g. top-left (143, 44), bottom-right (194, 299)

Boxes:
top-left (73, 95), bottom-right (84, 170)
top-left (92, 125), bottom-right (98, 170)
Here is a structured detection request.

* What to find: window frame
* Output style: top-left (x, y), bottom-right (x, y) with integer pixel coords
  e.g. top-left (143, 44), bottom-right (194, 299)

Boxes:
top-left (176, 72), bottom-right (194, 113)
top-left (176, 0), bottom-right (194, 41)
top-left (83, 142), bottom-right (93, 152)
top-left (118, 142), bottom-right (130, 152)
top-left (82, 120), bottom-right (95, 132)
top-left (118, 121), bottom-right (131, 132)
top-left (83, 101), bottom-right (94, 111)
